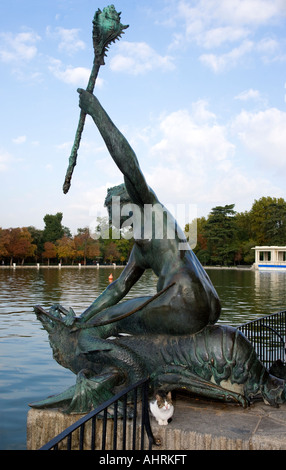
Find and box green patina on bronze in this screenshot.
[31,6,286,414]
[63,5,128,195]
[31,305,286,413]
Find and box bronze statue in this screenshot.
[63,88,221,340]
[62,4,221,336]
[31,6,286,415]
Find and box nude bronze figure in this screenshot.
[63,89,221,339]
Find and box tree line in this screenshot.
[191,196,286,266]
[0,212,134,266]
[1,197,285,266]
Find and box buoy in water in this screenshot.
[108,273,113,282]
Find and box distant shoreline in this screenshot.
[0,264,254,270]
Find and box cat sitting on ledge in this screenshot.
[150,390,174,425]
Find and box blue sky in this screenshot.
[1,0,286,234]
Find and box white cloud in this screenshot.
[234,88,268,107]
[141,100,286,216]
[204,170,281,213]
[200,40,254,72]
[0,150,13,172]
[110,41,175,75]
[232,107,286,167]
[147,102,236,208]
[0,30,40,63]
[205,0,286,26]
[190,99,217,122]
[12,135,27,145]
[175,0,286,38]
[151,105,234,169]
[200,36,285,72]
[46,27,86,55]
[257,37,280,54]
[168,0,286,71]
[62,183,115,233]
[48,58,96,87]
[235,89,262,101]
[199,26,249,49]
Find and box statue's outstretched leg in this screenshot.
[154,366,249,408]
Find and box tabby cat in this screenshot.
[149,390,174,425]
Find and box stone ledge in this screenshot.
[27,394,286,450]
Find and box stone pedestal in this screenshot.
[27,408,144,450]
[27,395,286,450]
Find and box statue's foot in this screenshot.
[65,369,116,414]
[29,368,121,414]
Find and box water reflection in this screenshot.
[1,266,286,449]
[207,268,286,325]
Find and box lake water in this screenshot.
[1,266,286,450]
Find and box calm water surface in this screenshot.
[1,266,286,450]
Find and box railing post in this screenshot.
[141,379,156,450]
[112,400,118,450]
[91,416,96,450]
[132,387,138,450]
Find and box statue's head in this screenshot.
[104,183,131,209]
[104,183,132,226]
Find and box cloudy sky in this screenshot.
[1,0,286,234]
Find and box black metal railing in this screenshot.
[39,377,156,451]
[238,310,286,369]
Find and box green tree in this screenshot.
[192,217,210,265]
[249,197,286,245]
[263,201,286,245]
[42,212,65,244]
[27,226,44,261]
[233,211,258,264]
[204,204,237,265]
[115,237,134,264]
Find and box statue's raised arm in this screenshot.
[78,89,156,207]
[75,87,221,334]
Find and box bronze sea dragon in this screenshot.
[30,304,286,414]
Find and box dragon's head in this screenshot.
[34,304,78,370]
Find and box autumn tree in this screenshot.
[42,242,57,265]
[5,227,37,265]
[0,228,10,261]
[56,235,76,264]
[74,228,100,265]
[104,242,120,264]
